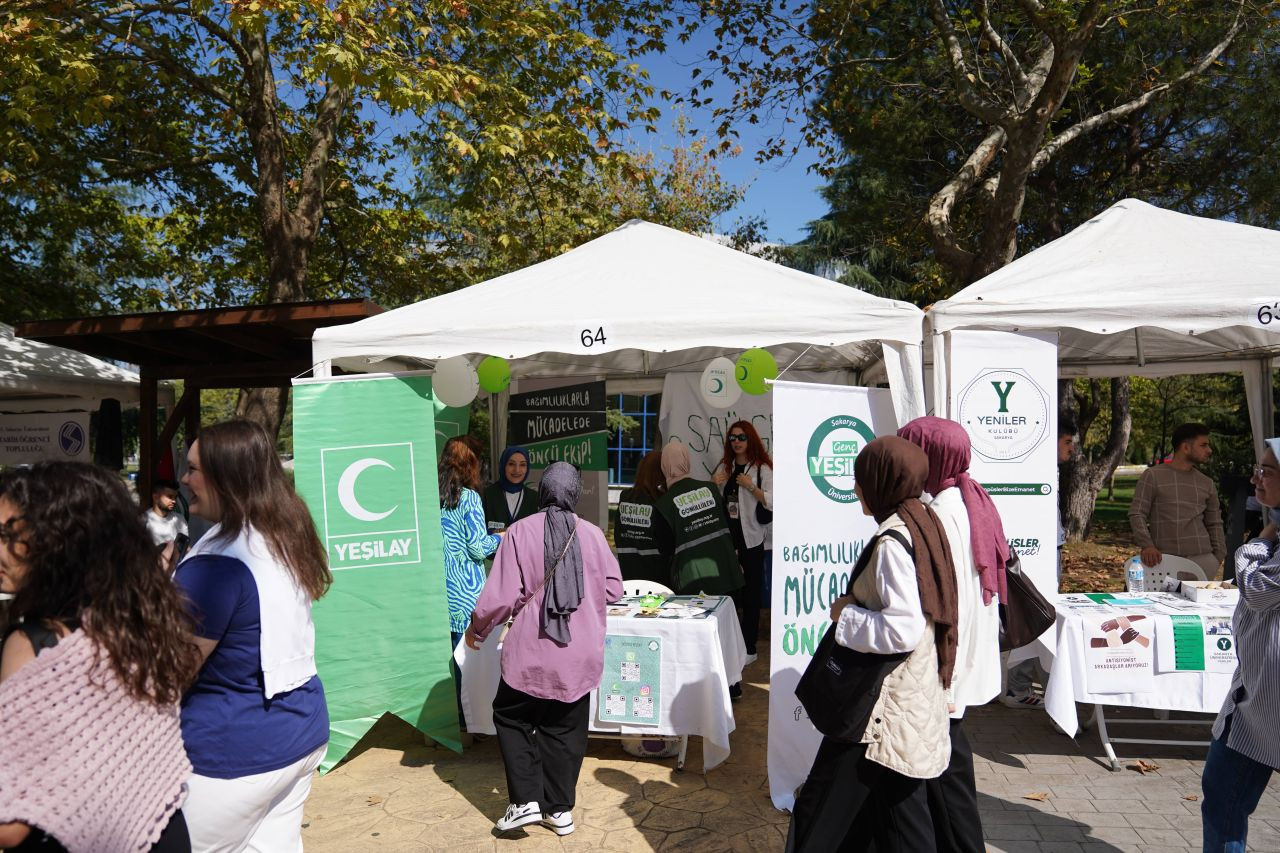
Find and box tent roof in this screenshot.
[0,322,143,412]
[928,199,1280,373]
[312,219,924,379]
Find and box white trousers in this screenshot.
[184,744,326,853]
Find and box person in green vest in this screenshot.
[652,441,744,596]
[482,446,540,535]
[616,450,668,585]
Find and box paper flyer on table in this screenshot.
[1154,613,1238,674]
[599,635,662,725]
[1083,613,1156,693]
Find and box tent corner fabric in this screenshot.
[1,322,147,413]
[312,219,927,420]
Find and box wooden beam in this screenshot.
[184,385,201,445]
[157,387,198,462]
[138,369,158,507]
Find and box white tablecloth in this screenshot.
[455,596,747,771]
[1044,593,1235,736]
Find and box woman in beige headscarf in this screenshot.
[651,442,744,596]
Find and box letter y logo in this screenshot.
[991,380,1016,413]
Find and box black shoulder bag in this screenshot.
[998,551,1057,651]
[794,530,913,742]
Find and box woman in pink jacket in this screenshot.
[464,462,624,838]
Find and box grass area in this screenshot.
[1061,475,1140,592]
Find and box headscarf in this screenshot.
[855,436,960,688]
[898,416,1010,605]
[539,461,584,645]
[661,441,691,486]
[1265,437,1280,464]
[497,445,531,493]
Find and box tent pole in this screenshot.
[1134,328,1146,367]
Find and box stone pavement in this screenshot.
[303,640,1280,852]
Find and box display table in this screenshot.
[455,595,747,772]
[1044,592,1237,770]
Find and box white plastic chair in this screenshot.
[625,580,674,598]
[1140,554,1209,590]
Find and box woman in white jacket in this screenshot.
[899,417,1007,853]
[787,436,959,852]
[712,419,773,662]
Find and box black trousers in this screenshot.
[926,718,986,853]
[785,737,935,853]
[732,543,765,654]
[492,678,590,814]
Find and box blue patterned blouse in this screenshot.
[441,487,502,634]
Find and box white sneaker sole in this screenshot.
[542,818,575,836]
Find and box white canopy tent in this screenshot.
[313,219,927,424]
[928,199,1280,453]
[0,322,148,413]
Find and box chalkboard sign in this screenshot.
[510,380,609,471]
[511,410,607,444]
[509,380,606,413]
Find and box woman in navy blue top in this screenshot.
[176,420,332,853]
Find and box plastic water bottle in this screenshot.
[1125,556,1145,594]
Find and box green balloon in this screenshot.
[476,356,511,393]
[735,348,778,395]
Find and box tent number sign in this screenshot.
[1255,303,1280,327]
[578,323,609,349]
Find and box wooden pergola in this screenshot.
[15,298,382,499]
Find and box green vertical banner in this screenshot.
[292,374,458,772]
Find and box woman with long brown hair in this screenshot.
[177,419,332,852]
[615,449,668,584]
[0,461,199,852]
[440,437,502,647]
[711,419,773,661]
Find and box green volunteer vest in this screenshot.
[615,488,669,586]
[654,478,744,595]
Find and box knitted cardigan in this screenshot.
[0,629,190,853]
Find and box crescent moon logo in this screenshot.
[710,377,724,393]
[338,458,398,522]
[737,365,748,382]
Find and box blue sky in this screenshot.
[629,32,830,245]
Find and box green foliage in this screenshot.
[0,0,671,315]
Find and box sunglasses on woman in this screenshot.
[728,434,748,442]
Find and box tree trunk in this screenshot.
[234,31,348,438]
[1059,377,1132,541]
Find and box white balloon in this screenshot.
[432,356,479,408]
[699,356,742,409]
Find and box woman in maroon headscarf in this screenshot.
[786,436,958,853]
[898,416,1007,853]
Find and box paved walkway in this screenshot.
[303,638,1280,852]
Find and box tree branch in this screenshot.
[1030,0,1248,173]
[297,81,351,228]
[926,124,1006,276]
[975,0,1029,96]
[926,0,1010,126]
[84,13,237,107]
[1011,0,1061,43]
[96,150,236,180]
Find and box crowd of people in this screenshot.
[1,410,1277,852]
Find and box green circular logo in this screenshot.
[1217,637,1233,652]
[807,415,878,503]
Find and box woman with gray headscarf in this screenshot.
[464,462,624,838]
[652,441,745,596]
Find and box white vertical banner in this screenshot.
[947,330,1060,603]
[767,380,898,811]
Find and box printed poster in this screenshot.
[293,373,457,770]
[767,380,898,811]
[0,412,89,465]
[1154,614,1238,673]
[599,634,662,725]
[1083,613,1156,693]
